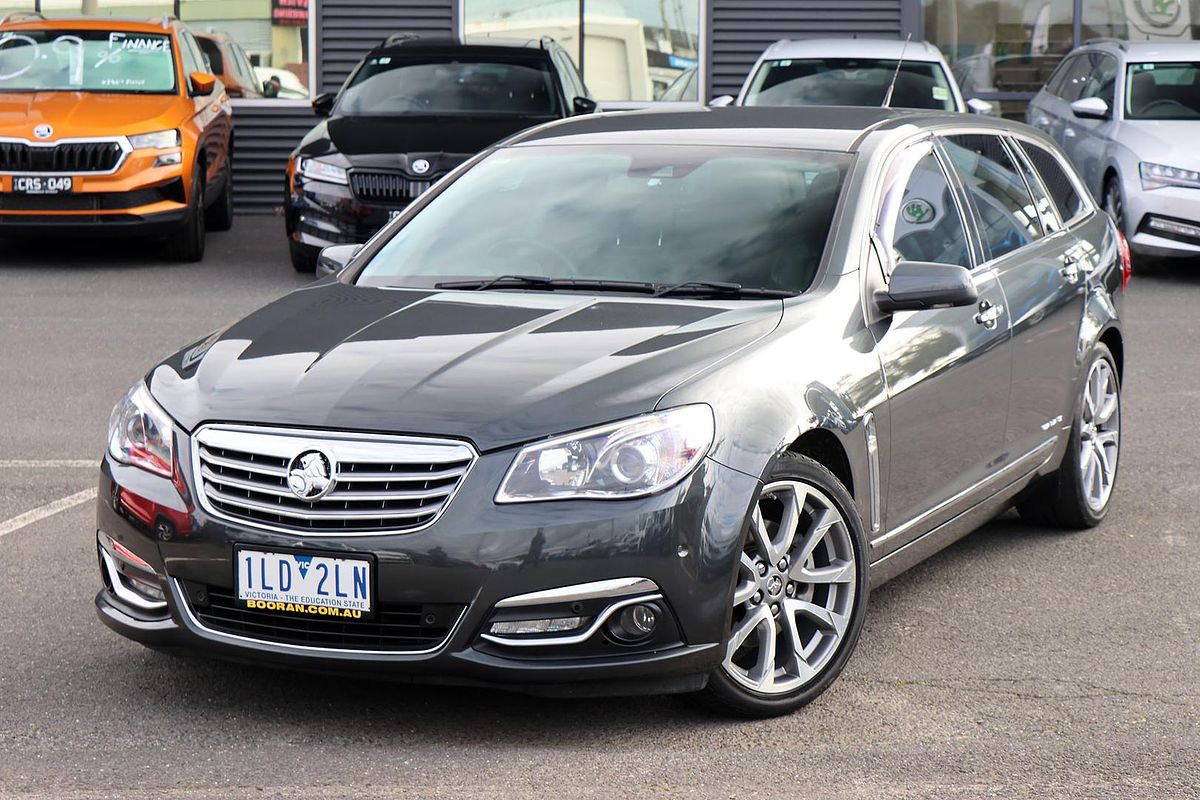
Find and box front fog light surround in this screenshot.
[496,405,714,502]
[153,152,182,167]
[606,602,659,643]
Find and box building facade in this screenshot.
[4,0,1198,213]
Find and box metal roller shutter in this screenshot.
[230,103,317,214]
[708,1,905,98]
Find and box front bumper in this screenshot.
[1123,182,1200,258]
[285,176,407,253]
[94,448,759,697]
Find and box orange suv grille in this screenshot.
[0,140,126,174]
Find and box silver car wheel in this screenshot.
[1079,358,1120,513]
[722,479,857,696]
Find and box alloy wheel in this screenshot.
[722,479,857,696]
[1079,358,1120,513]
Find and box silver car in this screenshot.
[719,38,993,114]
[1027,39,1200,259]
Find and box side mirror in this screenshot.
[312,92,336,117]
[315,244,361,278]
[966,97,994,115]
[262,80,279,98]
[189,72,216,97]
[572,96,598,115]
[874,261,978,313]
[1070,97,1109,119]
[708,95,734,107]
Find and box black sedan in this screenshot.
[97,107,1128,717]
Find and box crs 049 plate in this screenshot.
[13,175,72,194]
[236,547,373,619]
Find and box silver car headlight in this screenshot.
[495,405,715,503]
[107,382,174,478]
[128,129,181,150]
[1140,161,1200,191]
[298,156,349,185]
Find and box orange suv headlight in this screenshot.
[128,129,181,150]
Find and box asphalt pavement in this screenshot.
[0,221,1197,799]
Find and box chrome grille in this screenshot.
[193,426,475,535]
[349,171,435,204]
[0,138,127,174]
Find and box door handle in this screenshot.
[974,299,1004,329]
[1059,261,1084,284]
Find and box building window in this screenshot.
[925,0,1200,118]
[7,0,312,99]
[463,0,702,102]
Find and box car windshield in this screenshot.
[355,144,851,294]
[1126,62,1200,120]
[336,55,560,116]
[744,58,956,111]
[0,29,176,94]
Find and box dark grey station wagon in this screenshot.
[97,107,1129,717]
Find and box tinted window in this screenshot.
[1046,55,1077,96]
[1008,140,1063,234]
[0,29,177,94]
[744,58,956,111]
[357,145,850,294]
[886,152,972,269]
[944,134,1043,261]
[1079,53,1118,108]
[1019,141,1085,223]
[1057,54,1099,102]
[1126,62,1200,120]
[338,56,561,116]
[180,31,206,76]
[196,37,223,75]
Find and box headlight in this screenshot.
[1140,161,1200,191]
[495,405,714,503]
[298,156,348,185]
[107,382,174,478]
[128,129,181,150]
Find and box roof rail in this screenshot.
[1,11,45,24]
[1083,37,1126,50]
[539,34,558,50]
[381,31,421,48]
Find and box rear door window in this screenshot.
[1017,141,1087,224]
[943,134,1044,262]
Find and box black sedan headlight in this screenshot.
[495,405,714,502]
[107,382,174,478]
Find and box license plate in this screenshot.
[12,176,72,194]
[236,547,373,619]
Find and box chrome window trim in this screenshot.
[871,437,1058,548]
[170,578,466,657]
[481,592,664,647]
[494,577,660,608]
[0,135,132,176]
[190,423,478,537]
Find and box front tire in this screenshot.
[699,453,869,718]
[205,154,234,232]
[289,240,318,273]
[1103,176,1126,238]
[1016,343,1121,529]
[166,165,206,263]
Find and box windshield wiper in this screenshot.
[434,276,657,294]
[652,281,799,299]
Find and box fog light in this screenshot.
[153,152,183,167]
[607,603,658,642]
[489,616,586,636]
[1147,216,1200,241]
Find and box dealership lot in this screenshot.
[0,222,1197,799]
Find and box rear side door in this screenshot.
[870,139,1013,551]
[941,132,1087,464]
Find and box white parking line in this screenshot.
[0,488,97,539]
[0,459,96,468]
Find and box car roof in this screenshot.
[760,37,945,63]
[0,15,179,34]
[372,33,551,57]
[1084,38,1200,59]
[505,106,979,152]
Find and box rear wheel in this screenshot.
[165,165,206,262]
[1017,343,1121,529]
[698,453,869,718]
[205,154,234,232]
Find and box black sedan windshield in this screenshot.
[356,144,850,294]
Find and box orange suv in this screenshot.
[0,14,234,260]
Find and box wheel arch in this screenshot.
[785,428,854,499]
[1098,325,1124,383]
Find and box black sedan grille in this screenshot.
[0,139,126,173]
[349,171,435,205]
[192,587,464,651]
